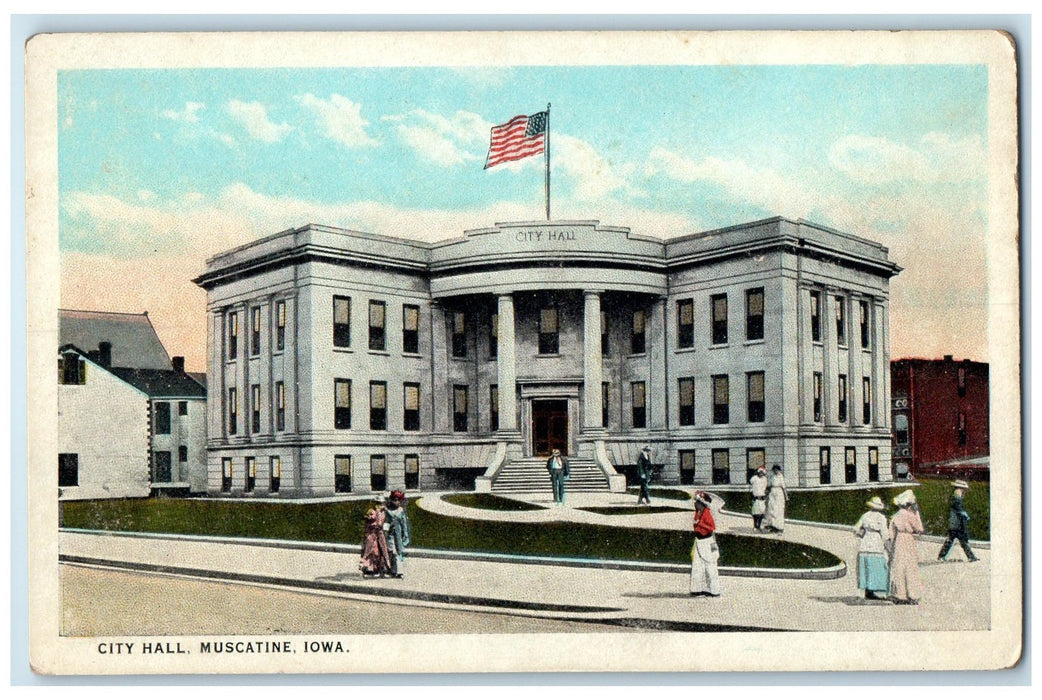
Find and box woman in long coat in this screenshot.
[889,489,925,604]
[359,500,392,577]
[853,496,891,601]
[384,490,411,579]
[761,465,788,533]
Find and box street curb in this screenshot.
[61,528,847,580]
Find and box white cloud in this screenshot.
[553,134,640,202]
[829,132,986,186]
[161,102,205,123]
[297,93,378,148]
[226,100,292,143]
[385,109,489,167]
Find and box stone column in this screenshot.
[582,290,604,431]
[496,294,519,434]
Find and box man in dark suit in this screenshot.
[636,445,653,505]
[938,480,979,562]
[546,449,570,505]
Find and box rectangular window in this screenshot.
[678,377,695,426]
[868,447,879,482]
[275,381,285,431]
[489,312,498,359]
[958,412,967,445]
[859,300,870,349]
[334,379,351,430]
[712,449,730,485]
[746,288,764,341]
[711,294,728,345]
[59,453,78,487]
[334,455,352,493]
[835,296,847,346]
[245,456,256,493]
[813,372,823,422]
[178,445,188,463]
[958,366,967,397]
[227,388,238,435]
[810,291,821,342]
[333,296,351,348]
[631,310,646,355]
[250,306,261,356]
[819,447,831,485]
[154,401,171,435]
[403,382,420,431]
[402,304,419,354]
[153,451,172,482]
[747,372,765,423]
[370,455,387,492]
[844,447,857,484]
[895,413,910,444]
[228,312,239,360]
[405,454,420,490]
[602,382,610,428]
[370,381,387,431]
[600,311,610,355]
[452,312,467,358]
[453,385,469,432]
[489,384,499,432]
[746,448,766,484]
[538,306,560,355]
[368,300,386,351]
[631,381,646,429]
[276,299,286,351]
[838,374,848,423]
[677,299,694,349]
[862,377,872,425]
[58,353,86,385]
[251,384,261,434]
[270,456,281,493]
[178,401,188,416]
[712,375,729,424]
[221,458,233,492]
[679,450,695,485]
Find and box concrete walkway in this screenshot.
[58,491,990,633]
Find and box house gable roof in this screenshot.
[107,367,207,399]
[59,309,171,371]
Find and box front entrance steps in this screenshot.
[491,457,610,494]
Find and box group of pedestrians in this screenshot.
[358,489,412,579]
[749,464,788,533]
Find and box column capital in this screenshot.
[584,289,605,298]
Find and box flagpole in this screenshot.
[545,102,551,221]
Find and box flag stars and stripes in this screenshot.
[485,111,548,169]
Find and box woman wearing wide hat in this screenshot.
[853,496,891,601]
[889,489,925,604]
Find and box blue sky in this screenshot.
[57,63,990,370]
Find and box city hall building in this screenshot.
[194,217,900,497]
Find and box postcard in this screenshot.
[25,29,1020,675]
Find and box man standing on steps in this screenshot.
[938,480,979,562]
[636,445,653,505]
[546,448,570,505]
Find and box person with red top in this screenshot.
[690,490,721,597]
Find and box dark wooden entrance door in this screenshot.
[532,399,568,456]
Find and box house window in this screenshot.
[178,445,188,463]
[862,377,872,424]
[868,447,879,482]
[178,401,188,416]
[712,375,729,424]
[859,300,870,349]
[601,311,610,355]
[334,379,351,430]
[228,312,239,360]
[59,453,78,487]
[489,385,499,432]
[810,291,821,342]
[538,306,559,355]
[894,414,910,444]
[602,382,610,428]
[835,296,847,346]
[677,299,694,349]
[489,312,498,359]
[369,300,386,351]
[370,455,387,492]
[270,456,281,493]
[250,306,262,356]
[711,294,728,345]
[334,455,352,493]
[747,372,765,423]
[453,385,469,432]
[333,296,351,348]
[153,451,172,482]
[678,377,695,426]
[275,381,285,431]
[154,401,171,435]
[227,388,237,435]
[452,312,467,358]
[275,299,286,351]
[958,412,967,445]
[819,447,831,485]
[844,447,857,484]
[679,450,695,485]
[746,448,766,484]
[813,372,823,422]
[58,353,86,385]
[245,456,256,493]
[631,310,646,355]
[631,381,646,429]
[251,384,261,434]
[712,449,730,485]
[370,381,387,431]
[405,454,420,490]
[403,383,420,431]
[221,458,233,492]
[838,374,848,423]
[403,304,419,354]
[746,288,765,341]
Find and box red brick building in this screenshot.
[890,356,989,480]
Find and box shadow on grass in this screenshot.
[442,493,546,511]
[577,505,689,516]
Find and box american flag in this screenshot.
[484,111,548,169]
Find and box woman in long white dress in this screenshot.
[761,464,788,533]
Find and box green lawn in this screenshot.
[442,493,546,511]
[722,477,990,540]
[61,497,841,570]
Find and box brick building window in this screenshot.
[712,449,730,485]
[677,299,694,349]
[711,294,728,345]
[894,414,909,444]
[453,385,469,432]
[958,412,967,445]
[958,366,967,397]
[369,381,387,430]
[712,375,729,424]
[403,383,420,431]
[746,288,764,341]
[631,310,646,355]
[333,296,351,348]
[539,306,559,355]
[403,304,420,354]
[631,381,646,428]
[334,379,351,430]
[747,372,765,423]
[369,300,386,351]
[678,377,695,426]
